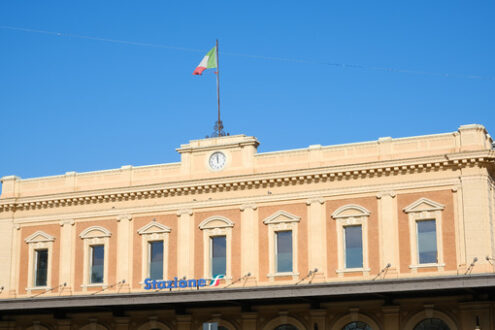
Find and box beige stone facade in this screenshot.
[0,124,494,329]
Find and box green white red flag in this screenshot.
[193,46,217,75]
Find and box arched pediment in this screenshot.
[137,221,171,235]
[199,216,234,230]
[79,226,111,239]
[25,231,55,243]
[263,210,301,225]
[403,198,445,213]
[332,204,370,219]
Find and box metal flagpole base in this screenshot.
[209,120,228,137]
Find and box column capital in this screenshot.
[376,191,396,199]
[309,309,327,317]
[117,214,132,222]
[240,203,257,211]
[59,219,75,226]
[176,314,192,323]
[306,197,325,205]
[177,209,193,216]
[241,312,258,320]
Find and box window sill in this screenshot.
[336,268,371,274]
[81,283,108,289]
[26,286,49,291]
[409,263,445,269]
[267,272,300,278]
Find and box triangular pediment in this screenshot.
[263,210,300,225]
[404,198,445,213]
[332,204,370,219]
[79,226,111,239]
[25,231,55,243]
[137,221,171,235]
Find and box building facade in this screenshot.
[0,124,495,329]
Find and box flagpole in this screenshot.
[215,39,222,136]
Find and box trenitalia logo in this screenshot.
[143,275,225,290]
[209,274,224,287]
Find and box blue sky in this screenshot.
[1,1,494,182]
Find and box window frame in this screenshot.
[34,248,49,287]
[210,235,227,277]
[263,210,300,280]
[343,225,364,269]
[24,231,55,293]
[403,198,445,272]
[199,216,234,280]
[331,204,371,276]
[137,220,171,282]
[275,230,293,273]
[79,226,111,289]
[89,244,105,284]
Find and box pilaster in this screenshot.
[376,191,399,275]
[240,203,258,284]
[116,214,133,291]
[56,319,71,330]
[241,312,258,330]
[59,219,75,294]
[306,198,326,281]
[8,224,21,297]
[114,316,130,330]
[460,170,493,272]
[176,315,192,330]
[309,309,327,330]
[382,306,400,330]
[177,209,194,278]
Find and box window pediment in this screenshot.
[137,221,171,235]
[79,226,111,239]
[199,216,234,230]
[403,198,445,213]
[263,210,301,225]
[25,231,55,243]
[332,204,370,219]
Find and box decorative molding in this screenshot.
[8,177,463,225]
[117,214,132,222]
[1,152,493,212]
[306,197,325,205]
[24,231,55,243]
[263,210,301,225]
[240,203,257,211]
[137,221,171,235]
[59,219,75,226]
[176,209,193,216]
[376,191,396,199]
[332,204,370,219]
[79,226,112,239]
[403,198,445,213]
[199,216,234,230]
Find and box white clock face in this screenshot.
[208,151,226,170]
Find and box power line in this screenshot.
[1,25,494,81]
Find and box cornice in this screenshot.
[6,177,460,225]
[1,151,493,213]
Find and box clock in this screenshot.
[208,151,226,170]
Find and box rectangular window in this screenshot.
[211,236,226,277]
[149,241,164,280]
[344,226,363,268]
[276,231,293,273]
[34,249,48,287]
[90,245,104,284]
[417,220,437,264]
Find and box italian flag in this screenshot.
[193,46,217,75]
